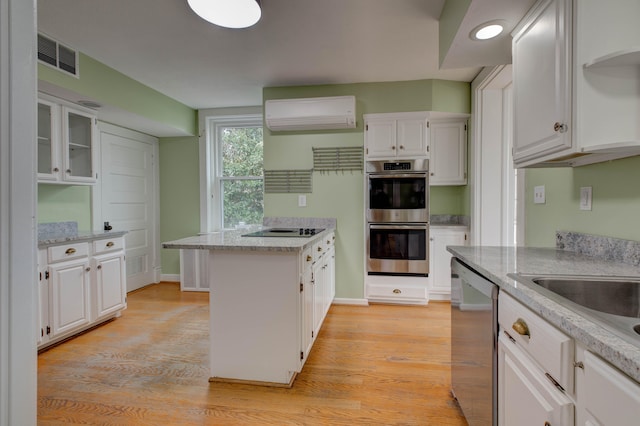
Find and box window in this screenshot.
[209,116,263,229]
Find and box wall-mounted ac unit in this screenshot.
[265,96,356,131]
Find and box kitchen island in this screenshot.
[163,219,336,387]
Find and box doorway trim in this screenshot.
[470,65,524,246]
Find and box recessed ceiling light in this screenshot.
[187,0,262,29]
[470,20,506,41]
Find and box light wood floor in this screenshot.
[38,282,467,425]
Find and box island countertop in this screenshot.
[447,245,640,383]
[162,227,334,252]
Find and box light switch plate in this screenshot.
[534,185,546,204]
[580,187,592,211]
[298,194,307,207]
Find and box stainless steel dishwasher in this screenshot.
[450,258,499,426]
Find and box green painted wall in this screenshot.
[439,0,472,66]
[38,54,197,136]
[263,80,471,299]
[38,185,91,229]
[38,51,197,260]
[525,156,640,247]
[158,136,201,274]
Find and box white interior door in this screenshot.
[96,123,158,292]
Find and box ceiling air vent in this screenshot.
[37,34,78,77]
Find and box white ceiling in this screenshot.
[37,0,534,129]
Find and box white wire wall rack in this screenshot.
[263,169,313,193]
[312,146,364,173]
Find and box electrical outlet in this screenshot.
[534,185,546,204]
[298,195,307,207]
[580,187,592,211]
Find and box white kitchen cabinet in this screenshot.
[428,227,467,300]
[48,246,92,337]
[92,237,127,320]
[499,334,575,426]
[301,250,314,363]
[38,235,127,349]
[37,94,97,184]
[429,119,467,185]
[576,347,640,426]
[310,232,335,341]
[364,112,429,159]
[512,0,640,167]
[498,292,575,426]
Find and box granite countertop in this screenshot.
[430,214,469,228]
[39,230,128,248]
[447,245,640,382]
[163,227,334,253]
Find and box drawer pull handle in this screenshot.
[512,318,530,337]
[393,289,401,294]
[106,241,115,247]
[65,248,77,255]
[306,255,312,262]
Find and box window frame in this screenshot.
[200,113,264,232]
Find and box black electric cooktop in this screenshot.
[242,228,325,238]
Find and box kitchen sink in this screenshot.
[531,277,640,318]
[508,273,640,346]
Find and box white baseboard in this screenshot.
[332,298,369,306]
[160,274,180,282]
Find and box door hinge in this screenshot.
[427,146,429,152]
[45,270,49,280]
[365,124,368,131]
[300,282,303,292]
[300,351,304,361]
[311,330,314,338]
[41,328,44,337]
[464,234,467,241]
[39,272,42,281]
[46,326,51,335]
[464,124,467,131]
[427,121,430,128]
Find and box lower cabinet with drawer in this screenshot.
[38,235,126,349]
[365,276,428,305]
[498,292,575,426]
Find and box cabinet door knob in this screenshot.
[65,248,76,255]
[391,145,396,150]
[392,288,401,294]
[512,318,530,337]
[85,267,91,272]
[66,169,71,173]
[317,247,322,252]
[53,167,59,172]
[97,265,102,270]
[399,145,404,150]
[553,122,568,133]
[306,255,312,262]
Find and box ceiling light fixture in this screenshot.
[187,0,262,29]
[470,20,506,41]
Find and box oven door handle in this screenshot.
[369,224,429,230]
[367,173,428,179]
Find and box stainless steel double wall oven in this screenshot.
[366,159,429,276]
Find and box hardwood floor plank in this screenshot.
[38,282,467,425]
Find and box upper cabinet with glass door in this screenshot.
[38,94,97,184]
